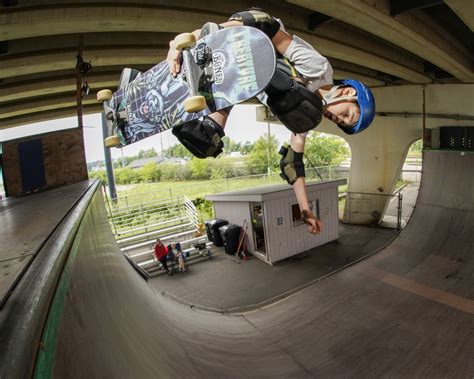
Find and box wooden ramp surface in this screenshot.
[3,151,473,377]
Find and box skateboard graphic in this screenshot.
[97,26,277,148]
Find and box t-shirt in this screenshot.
[154,244,168,260]
[283,35,333,92]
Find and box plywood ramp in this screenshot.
[14,151,474,377]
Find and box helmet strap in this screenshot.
[322,85,357,106]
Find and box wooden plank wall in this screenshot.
[262,186,340,263]
[2,128,88,196]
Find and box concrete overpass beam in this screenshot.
[445,0,474,31]
[0,47,168,79]
[287,0,473,82]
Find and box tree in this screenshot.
[409,139,422,154]
[190,158,211,179]
[240,141,254,155]
[304,132,350,167]
[164,143,193,158]
[140,162,162,182]
[138,148,157,159]
[210,166,226,180]
[114,167,142,184]
[159,162,191,181]
[246,134,280,174]
[89,169,107,185]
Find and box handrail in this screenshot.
[107,196,183,217]
[183,195,199,231]
[0,180,99,378]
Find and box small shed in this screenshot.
[206,179,346,264]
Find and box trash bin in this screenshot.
[205,219,228,246]
[219,224,242,255]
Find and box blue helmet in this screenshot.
[336,79,375,135]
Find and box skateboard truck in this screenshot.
[174,33,208,113]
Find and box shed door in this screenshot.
[251,202,266,254]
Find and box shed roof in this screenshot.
[206,179,346,202]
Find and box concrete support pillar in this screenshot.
[341,84,474,224]
[343,117,420,224]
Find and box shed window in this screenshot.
[292,199,320,227]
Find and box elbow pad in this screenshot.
[279,145,305,185]
[229,10,280,39]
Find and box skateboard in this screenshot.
[97,26,276,148]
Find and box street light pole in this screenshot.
[266,107,271,176]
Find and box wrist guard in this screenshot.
[279,145,305,185]
[172,116,225,159]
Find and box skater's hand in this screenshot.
[301,210,322,234]
[167,40,182,77]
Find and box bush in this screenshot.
[89,169,107,185]
[114,168,142,184]
[139,162,162,182]
[192,197,214,221]
[160,162,192,181]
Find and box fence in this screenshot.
[103,165,420,240]
[343,183,414,229]
[105,165,350,209]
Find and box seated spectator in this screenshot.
[153,239,171,275]
[168,242,187,273]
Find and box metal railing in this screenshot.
[106,195,191,240]
[183,195,199,232]
[343,182,417,229]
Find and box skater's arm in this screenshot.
[290,133,322,234]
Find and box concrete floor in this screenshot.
[149,224,398,312]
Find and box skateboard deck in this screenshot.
[98,26,276,147]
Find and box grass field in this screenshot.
[110,174,286,208]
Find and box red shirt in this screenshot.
[154,244,168,260]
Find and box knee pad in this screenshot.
[172,116,225,158]
[279,145,305,185]
[265,64,295,97]
[268,83,323,134]
[229,10,280,39]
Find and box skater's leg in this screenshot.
[159,257,170,274]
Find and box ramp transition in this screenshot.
[3,150,474,377]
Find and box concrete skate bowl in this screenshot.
[1,150,473,378]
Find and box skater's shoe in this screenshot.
[194,22,221,70]
[200,22,221,38]
[119,68,142,89]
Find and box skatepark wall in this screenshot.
[0,180,99,378]
[2,128,87,197]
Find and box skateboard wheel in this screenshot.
[104,135,120,148]
[97,89,113,102]
[174,33,196,50]
[184,96,207,113]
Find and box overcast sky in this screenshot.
[0,104,293,163]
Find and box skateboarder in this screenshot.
[167,9,375,235]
